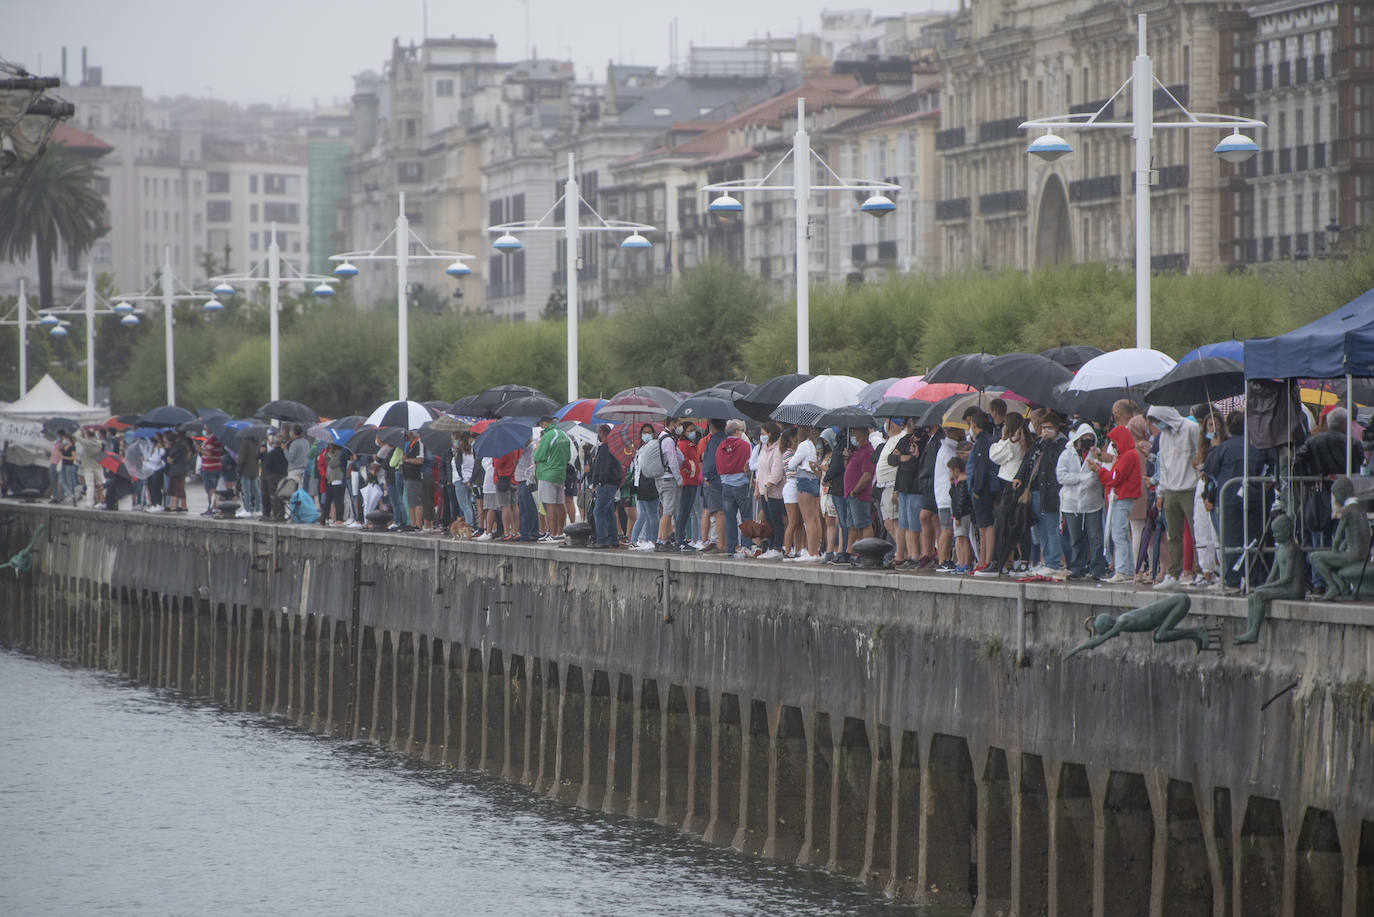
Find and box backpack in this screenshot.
[637,438,665,478]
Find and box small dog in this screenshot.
[449,518,474,540]
[738,518,773,541]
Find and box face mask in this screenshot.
[673,425,683,435]
[686,431,697,441]
[850,436,860,447]
[641,433,652,443]
[760,434,769,445]
[1206,431,1216,441]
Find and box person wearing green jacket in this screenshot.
[533,416,571,542]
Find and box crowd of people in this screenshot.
[17,392,1365,595]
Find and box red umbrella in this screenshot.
[598,396,668,424]
[103,415,135,431]
[554,398,607,424]
[97,451,132,479]
[910,381,977,402]
[605,422,663,463]
[469,419,495,433]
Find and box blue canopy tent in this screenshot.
[1244,285,1374,381]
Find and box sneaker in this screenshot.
[1103,573,1133,584]
[731,549,752,559]
[826,553,852,565]
[783,550,810,563]
[1012,561,1029,573]
[346,521,363,528]
[474,532,494,541]
[654,541,674,553]
[631,542,654,551]
[1176,574,1197,587]
[690,540,705,550]
[973,565,1000,578]
[953,564,973,574]
[701,544,719,554]
[759,549,783,560]
[936,560,957,573]
[1153,575,1180,591]
[146,505,164,513]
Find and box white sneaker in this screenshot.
[786,550,816,563]
[346,521,363,528]
[1103,573,1132,584]
[1152,575,1180,590]
[1176,574,1196,587]
[732,549,752,559]
[630,541,653,551]
[474,532,494,542]
[146,505,164,513]
[760,549,782,560]
[236,509,253,518]
[690,540,705,550]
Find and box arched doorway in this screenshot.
[1034,174,1073,267]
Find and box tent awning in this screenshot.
[1244,286,1374,379]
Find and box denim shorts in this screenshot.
[202,471,220,491]
[844,497,872,530]
[795,476,820,497]
[897,492,923,531]
[703,478,723,512]
[937,506,953,530]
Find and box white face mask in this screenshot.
[641,433,652,443]
[759,434,769,445]
[850,436,860,447]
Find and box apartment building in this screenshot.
[202,139,310,278]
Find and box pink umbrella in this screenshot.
[909,381,977,402]
[882,375,924,400]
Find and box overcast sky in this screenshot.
[8,0,958,109]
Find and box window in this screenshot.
[250,203,258,222]
[250,175,258,194]
[207,200,231,222]
[397,162,423,183]
[435,78,454,97]
[263,202,300,223]
[193,214,202,232]
[250,232,259,252]
[193,180,201,197]
[405,119,417,139]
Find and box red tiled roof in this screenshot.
[51,122,113,155]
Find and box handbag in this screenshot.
[496,475,512,493]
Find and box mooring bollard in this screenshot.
[850,537,890,569]
[563,521,593,548]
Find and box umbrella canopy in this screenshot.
[598,396,668,424]
[466,384,547,418]
[375,427,409,449]
[255,400,318,426]
[1040,344,1105,371]
[605,422,662,464]
[554,398,607,424]
[216,422,272,458]
[614,386,682,412]
[557,421,599,452]
[1178,340,1244,364]
[1144,357,1245,407]
[924,352,996,388]
[940,392,1028,428]
[137,405,196,428]
[814,405,877,429]
[42,417,79,437]
[306,423,354,446]
[97,450,132,479]
[472,416,534,460]
[985,353,1074,407]
[364,400,436,430]
[416,423,454,454]
[495,394,562,419]
[855,377,900,411]
[733,373,814,422]
[712,380,754,395]
[326,415,367,431]
[1051,382,1139,425]
[1067,348,1176,392]
[422,400,451,414]
[881,375,924,400]
[873,398,931,420]
[669,395,748,423]
[427,414,470,433]
[907,381,977,402]
[770,374,867,426]
[448,394,485,417]
[344,427,383,455]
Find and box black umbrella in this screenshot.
[327,414,367,430]
[256,399,318,426]
[814,405,876,429]
[216,423,271,458]
[416,423,454,454]
[713,380,754,395]
[448,394,484,416]
[494,394,561,418]
[177,419,208,433]
[916,392,976,427]
[670,395,748,422]
[1041,345,1105,371]
[422,400,451,414]
[872,398,929,420]
[466,385,546,418]
[137,405,196,428]
[924,352,996,388]
[614,386,682,411]
[1051,382,1141,425]
[1144,357,1245,407]
[985,353,1074,407]
[376,427,409,449]
[42,417,79,437]
[733,373,813,422]
[344,427,383,455]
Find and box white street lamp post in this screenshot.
[703,97,898,375]
[329,194,474,402]
[1020,13,1264,350]
[29,265,140,407]
[488,151,656,402]
[209,224,338,401]
[108,247,215,405]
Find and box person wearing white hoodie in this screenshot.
[1146,405,1201,588]
[932,422,966,570]
[1057,423,1106,579]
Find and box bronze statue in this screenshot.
[2,522,46,577]
[1234,514,1304,645]
[1067,593,1215,657]
[1310,477,1371,601]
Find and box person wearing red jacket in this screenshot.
[1096,423,1142,583]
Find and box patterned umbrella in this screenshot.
[597,396,668,424]
[364,400,435,430]
[605,422,663,464]
[554,398,608,424]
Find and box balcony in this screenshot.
[1279,148,1292,173]
[1069,175,1120,203]
[1156,165,1189,191]
[976,115,1026,145]
[851,242,867,263]
[1315,143,1327,168]
[1151,253,1188,273]
[936,197,971,221]
[978,189,1027,216]
[1069,98,1115,119]
[877,240,898,262]
[935,126,966,151]
[1153,84,1189,110]
[1296,145,1309,171]
[1262,150,1273,176]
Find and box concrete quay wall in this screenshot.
[1,505,1371,917]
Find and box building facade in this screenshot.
[203,140,310,278]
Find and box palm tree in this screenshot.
[0,142,106,312]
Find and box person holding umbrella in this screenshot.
[533,415,571,542]
[590,424,624,548]
[401,429,425,532]
[164,431,190,513]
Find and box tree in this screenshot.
[0,143,107,312]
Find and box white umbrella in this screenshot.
[1066,348,1177,392]
[770,374,868,425]
[364,400,436,430]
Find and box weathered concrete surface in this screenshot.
[2,506,1372,917]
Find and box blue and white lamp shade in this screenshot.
[212,282,235,297]
[860,194,896,216]
[1027,132,1072,162]
[313,282,336,297]
[202,298,224,312]
[332,261,359,278]
[707,194,743,213]
[620,232,651,250]
[1214,131,1260,164]
[445,260,472,277]
[49,324,68,337]
[120,314,140,326]
[38,313,58,326]
[113,301,134,314]
[493,233,524,252]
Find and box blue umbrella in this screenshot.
[1178,340,1243,364]
[472,417,534,460]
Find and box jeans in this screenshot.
[1064,509,1106,578]
[240,476,261,514]
[60,465,78,502]
[593,483,619,545]
[392,469,406,525]
[517,482,539,538]
[1110,498,1135,576]
[632,499,659,543]
[830,493,849,553]
[455,482,476,526]
[676,485,699,545]
[1032,491,1062,570]
[722,483,754,553]
[764,496,786,550]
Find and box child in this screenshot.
[947,456,975,573]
